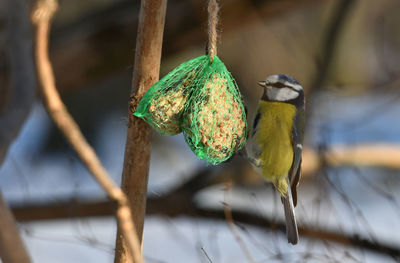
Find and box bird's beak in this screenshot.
[258,80,266,87]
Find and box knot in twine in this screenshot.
[208,0,219,62]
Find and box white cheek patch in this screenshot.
[267,86,299,101]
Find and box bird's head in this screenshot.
[259,74,304,106]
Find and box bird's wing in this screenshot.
[291,158,301,207]
[251,110,261,137]
[290,111,304,207]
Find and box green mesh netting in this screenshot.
[182,55,247,164]
[134,56,208,135]
[134,55,248,164]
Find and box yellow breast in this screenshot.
[256,101,296,194]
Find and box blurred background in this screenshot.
[1,0,400,262]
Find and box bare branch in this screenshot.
[201,247,213,263]
[30,1,142,262]
[8,142,400,256]
[114,1,167,262]
[10,141,400,258]
[0,192,31,263]
[10,197,400,259]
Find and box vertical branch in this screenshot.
[0,192,31,263]
[31,0,143,262]
[114,1,167,262]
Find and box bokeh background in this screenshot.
[1,0,400,262]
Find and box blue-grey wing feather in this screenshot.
[290,108,304,207]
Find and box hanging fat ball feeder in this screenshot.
[134,57,204,135]
[133,0,248,164]
[183,56,247,164]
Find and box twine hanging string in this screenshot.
[208,0,219,62]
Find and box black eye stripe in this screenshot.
[270,82,287,89]
[270,83,299,92]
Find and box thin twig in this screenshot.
[30,1,142,262]
[201,247,213,263]
[223,182,257,263]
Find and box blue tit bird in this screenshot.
[243,74,305,245]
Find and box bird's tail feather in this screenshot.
[281,178,299,245]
